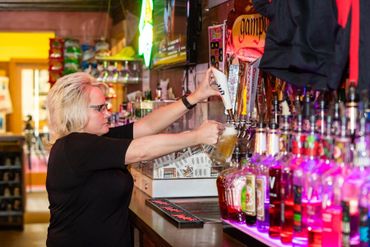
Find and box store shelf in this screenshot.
[0,211,22,217]
[0,196,22,200]
[223,220,291,247]
[0,166,22,170]
[0,135,25,229]
[0,181,21,185]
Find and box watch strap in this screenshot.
[181,95,196,110]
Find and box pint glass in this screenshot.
[209,124,238,165]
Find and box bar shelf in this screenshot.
[223,219,292,247]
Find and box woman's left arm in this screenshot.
[133,68,219,138]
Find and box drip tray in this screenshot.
[168,197,222,224]
[146,197,221,228]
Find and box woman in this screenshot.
[46,68,223,246]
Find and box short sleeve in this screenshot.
[64,133,132,176]
[103,122,134,139]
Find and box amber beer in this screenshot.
[210,125,238,165]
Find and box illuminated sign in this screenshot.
[139,0,153,67]
[231,14,268,54]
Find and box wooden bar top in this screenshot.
[129,187,246,247]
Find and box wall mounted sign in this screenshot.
[138,0,153,67]
[208,23,226,71]
[231,14,268,61]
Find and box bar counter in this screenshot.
[129,187,247,247]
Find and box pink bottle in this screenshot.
[281,114,306,244]
[256,121,279,232]
[292,115,320,247]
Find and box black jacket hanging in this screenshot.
[253,0,339,90]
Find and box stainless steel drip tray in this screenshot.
[167,197,222,224]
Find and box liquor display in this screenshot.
[216,83,370,247]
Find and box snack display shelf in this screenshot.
[223,219,291,247]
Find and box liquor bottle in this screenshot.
[316,97,326,135]
[223,146,251,223]
[321,116,352,247]
[302,91,312,133]
[320,114,343,246]
[322,167,343,247]
[292,115,320,247]
[346,83,358,139]
[224,161,247,223]
[269,115,291,238]
[359,177,370,247]
[331,101,342,137]
[256,120,279,232]
[216,149,239,220]
[272,93,280,125]
[245,121,267,226]
[280,114,306,244]
[306,116,336,247]
[341,117,369,247]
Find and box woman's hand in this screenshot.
[193,120,225,145]
[187,67,220,105]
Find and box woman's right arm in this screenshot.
[124,120,223,164]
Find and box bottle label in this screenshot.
[341,200,350,247]
[293,185,302,232]
[322,211,333,233]
[332,120,340,136]
[334,139,351,164]
[305,134,319,156]
[279,133,290,154]
[241,186,247,212]
[292,134,306,155]
[346,106,358,134]
[320,137,333,160]
[245,174,256,216]
[359,206,369,244]
[281,201,285,224]
[268,131,280,155]
[269,172,280,200]
[225,187,232,209]
[231,177,243,211]
[256,176,265,220]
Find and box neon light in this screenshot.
[138,0,153,67]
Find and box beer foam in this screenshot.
[223,126,237,136]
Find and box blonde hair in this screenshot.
[47,72,107,142]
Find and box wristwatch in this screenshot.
[181,95,196,110]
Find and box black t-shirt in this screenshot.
[46,123,134,247]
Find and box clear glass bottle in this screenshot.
[269,115,291,238]
[320,115,342,247]
[346,83,358,140]
[216,150,239,220]
[292,115,320,247]
[256,120,279,232]
[359,177,370,247]
[222,147,249,223]
[245,121,266,226]
[341,117,369,247]
[281,114,306,244]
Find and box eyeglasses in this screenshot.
[89,103,108,113]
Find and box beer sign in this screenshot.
[231,14,268,55]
